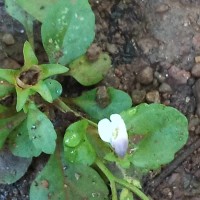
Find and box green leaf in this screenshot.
[66,164,109,200]
[120,188,134,200]
[41,0,95,65]
[0,69,16,84]
[0,147,32,184]
[40,64,69,79]
[16,86,32,112]
[63,120,96,165]
[67,53,111,86]
[5,0,34,43]
[16,0,58,22]
[32,80,53,103]
[8,119,41,158]
[30,139,108,200]
[73,87,132,121]
[0,80,15,98]
[43,79,63,101]
[23,41,38,69]
[121,103,188,170]
[0,112,26,149]
[27,104,57,154]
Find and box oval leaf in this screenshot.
[121,103,188,170]
[30,143,108,200]
[73,87,132,121]
[8,119,41,158]
[15,0,57,22]
[41,0,95,65]
[63,120,96,165]
[0,112,26,149]
[27,104,57,154]
[67,53,111,86]
[0,147,32,184]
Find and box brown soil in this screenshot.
[1,0,200,199]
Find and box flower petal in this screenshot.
[110,114,128,157]
[98,118,113,143]
[112,136,128,157]
[110,114,127,138]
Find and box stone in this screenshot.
[2,33,15,45]
[137,37,158,54]
[131,89,146,104]
[193,79,200,116]
[136,66,154,85]
[168,65,190,84]
[146,90,160,103]
[86,43,101,61]
[195,56,200,63]
[159,83,172,93]
[191,63,200,77]
[155,3,170,13]
[106,43,118,54]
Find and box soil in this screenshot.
[1,0,200,199]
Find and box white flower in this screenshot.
[98,114,128,157]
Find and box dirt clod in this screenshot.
[2,33,15,45]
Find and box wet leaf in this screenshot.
[0,147,32,184]
[66,164,109,200]
[0,80,14,98]
[121,103,188,170]
[41,0,95,65]
[16,0,57,22]
[32,80,53,103]
[8,119,41,158]
[63,120,96,165]
[27,104,57,154]
[0,112,26,149]
[5,0,34,42]
[30,139,108,200]
[43,79,63,101]
[73,87,132,122]
[67,53,111,86]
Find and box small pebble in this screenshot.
[2,33,15,45]
[86,43,101,61]
[168,66,190,84]
[146,90,160,103]
[106,43,118,54]
[137,37,158,54]
[131,89,146,104]
[189,116,200,131]
[2,58,20,69]
[161,187,173,199]
[195,56,200,63]
[137,66,154,85]
[154,71,166,83]
[155,3,170,13]
[191,63,200,77]
[193,79,200,116]
[159,83,172,93]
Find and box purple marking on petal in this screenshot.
[112,138,128,157]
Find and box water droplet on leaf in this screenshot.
[31,125,37,130]
[74,173,80,180]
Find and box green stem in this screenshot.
[95,158,149,200]
[54,98,97,127]
[95,158,118,200]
